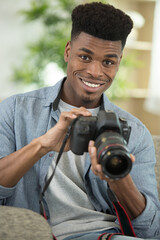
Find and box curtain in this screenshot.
[144,0,160,114]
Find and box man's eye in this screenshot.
[80,55,90,61]
[104,60,114,66]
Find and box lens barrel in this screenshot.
[95,131,132,179]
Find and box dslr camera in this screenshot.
[70,110,132,179]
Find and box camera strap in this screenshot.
[100,185,137,239]
[39,124,74,240]
[39,124,73,217]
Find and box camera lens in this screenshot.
[95,131,132,179]
[102,151,131,178]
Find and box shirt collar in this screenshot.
[52,78,66,111]
[42,77,66,108]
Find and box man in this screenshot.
[0,2,159,240]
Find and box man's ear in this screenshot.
[119,52,123,62]
[64,41,71,62]
[117,53,123,71]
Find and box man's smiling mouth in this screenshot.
[82,80,100,88]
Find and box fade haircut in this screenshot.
[71,2,133,49]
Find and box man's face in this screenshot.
[62,32,122,108]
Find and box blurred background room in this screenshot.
[0,0,160,135]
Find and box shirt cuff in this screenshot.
[114,193,159,237]
[131,193,157,227]
[0,184,16,199]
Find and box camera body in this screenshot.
[70,110,132,179]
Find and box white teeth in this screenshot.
[82,80,100,88]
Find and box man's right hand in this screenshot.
[0,107,91,187]
[40,107,92,153]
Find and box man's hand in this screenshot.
[0,107,92,187]
[88,140,146,220]
[88,140,135,181]
[40,107,92,153]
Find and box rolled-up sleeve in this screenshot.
[131,193,160,237]
[0,185,16,204]
[0,96,16,200]
[129,125,160,238]
[0,96,16,158]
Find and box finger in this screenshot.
[89,141,111,181]
[89,141,102,175]
[70,107,92,117]
[130,154,135,163]
[56,112,77,131]
[60,111,78,122]
[59,107,92,123]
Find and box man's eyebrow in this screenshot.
[78,48,119,59]
[104,54,119,59]
[78,48,93,55]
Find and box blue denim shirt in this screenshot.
[0,78,160,238]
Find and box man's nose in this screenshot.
[86,61,103,79]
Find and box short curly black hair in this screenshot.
[71,2,133,49]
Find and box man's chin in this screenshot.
[80,96,99,108]
[81,95,92,103]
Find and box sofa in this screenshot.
[0,135,160,239]
[0,206,53,240]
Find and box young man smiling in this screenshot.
[0,2,159,240]
[62,33,122,108]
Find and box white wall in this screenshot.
[0,0,43,99]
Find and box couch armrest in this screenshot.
[0,206,53,240]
